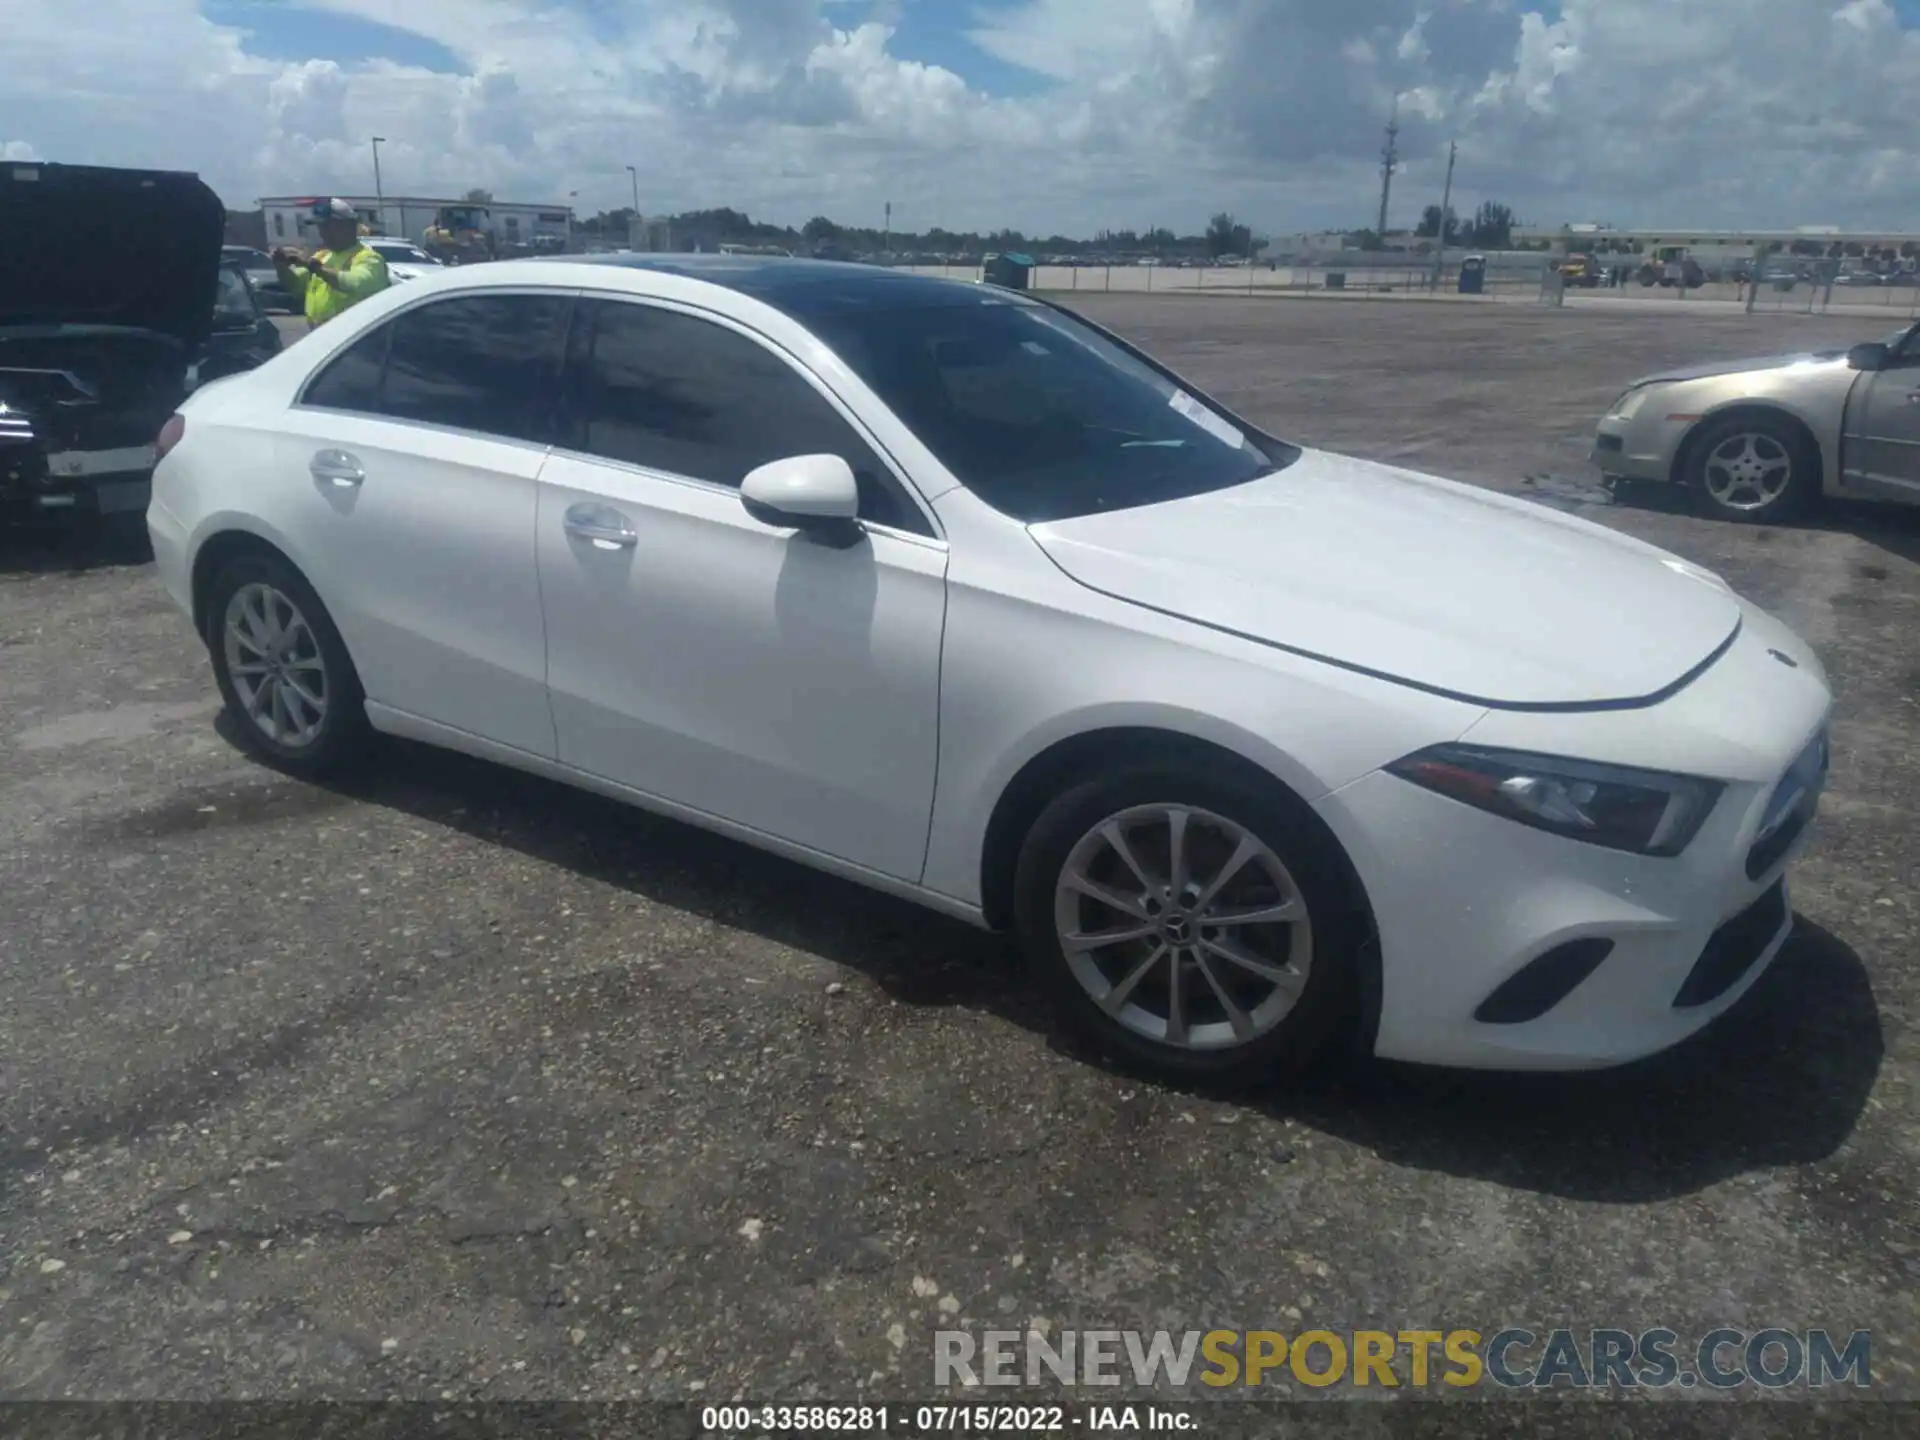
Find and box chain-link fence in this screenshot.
[878,250,1920,320]
[1534,248,1920,318]
[1741,265,1920,318]
[893,254,1554,298]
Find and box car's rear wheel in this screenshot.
[1012,764,1361,1085]
[1686,414,1816,524]
[205,551,369,778]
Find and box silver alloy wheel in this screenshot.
[1053,803,1313,1052]
[222,582,329,749]
[1702,431,1794,511]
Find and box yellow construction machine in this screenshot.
[422,205,497,265]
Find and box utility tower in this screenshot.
[1376,100,1400,237]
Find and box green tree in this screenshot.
[1467,201,1513,249]
[1417,204,1462,243]
[1206,211,1240,257]
[463,188,493,204]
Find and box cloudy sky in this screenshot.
[3,0,1918,236]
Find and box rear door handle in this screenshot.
[310,449,364,486]
[563,502,638,549]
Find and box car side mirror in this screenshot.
[1847,342,1890,372]
[740,454,863,545]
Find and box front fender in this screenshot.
[917,578,1484,907]
[1670,370,1858,493]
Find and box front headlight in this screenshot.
[1385,744,1722,857]
[1608,383,1660,421]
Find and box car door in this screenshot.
[535,295,948,881]
[1844,327,1920,500]
[274,289,572,757]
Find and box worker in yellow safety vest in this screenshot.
[271,198,391,329]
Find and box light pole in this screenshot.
[625,165,639,248]
[567,191,578,253]
[1430,138,1457,294]
[370,137,386,232]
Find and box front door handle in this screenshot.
[310,449,364,487]
[563,502,638,549]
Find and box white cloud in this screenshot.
[1397,16,1432,64]
[0,0,1917,235]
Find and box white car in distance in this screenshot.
[364,238,444,283]
[146,256,1832,1083]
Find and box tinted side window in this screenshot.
[567,300,924,532]
[305,322,389,412]
[383,294,571,443]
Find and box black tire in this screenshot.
[1684,413,1817,525]
[1012,761,1365,1087]
[203,550,370,779]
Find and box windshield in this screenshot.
[804,294,1293,522]
[214,266,257,324]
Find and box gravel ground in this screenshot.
[1,297,1915,1416]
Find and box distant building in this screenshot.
[259,194,573,249]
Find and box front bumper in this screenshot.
[1318,604,1832,1071]
[1591,408,1687,484]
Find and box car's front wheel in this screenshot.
[1013,764,1361,1085]
[1685,414,1816,524]
[205,551,369,778]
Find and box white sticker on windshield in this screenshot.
[1168,390,1245,449]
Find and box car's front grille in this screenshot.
[1594,433,1624,453]
[1746,729,1829,880]
[1673,881,1788,1009]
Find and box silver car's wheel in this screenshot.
[222,581,329,749]
[1686,414,1814,524]
[1702,431,1795,513]
[1052,803,1313,1053]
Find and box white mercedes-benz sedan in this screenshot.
[146,256,1832,1083]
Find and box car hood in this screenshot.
[1028,450,1743,709]
[1631,351,1850,386]
[0,162,225,347]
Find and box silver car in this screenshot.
[1592,321,1920,523]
